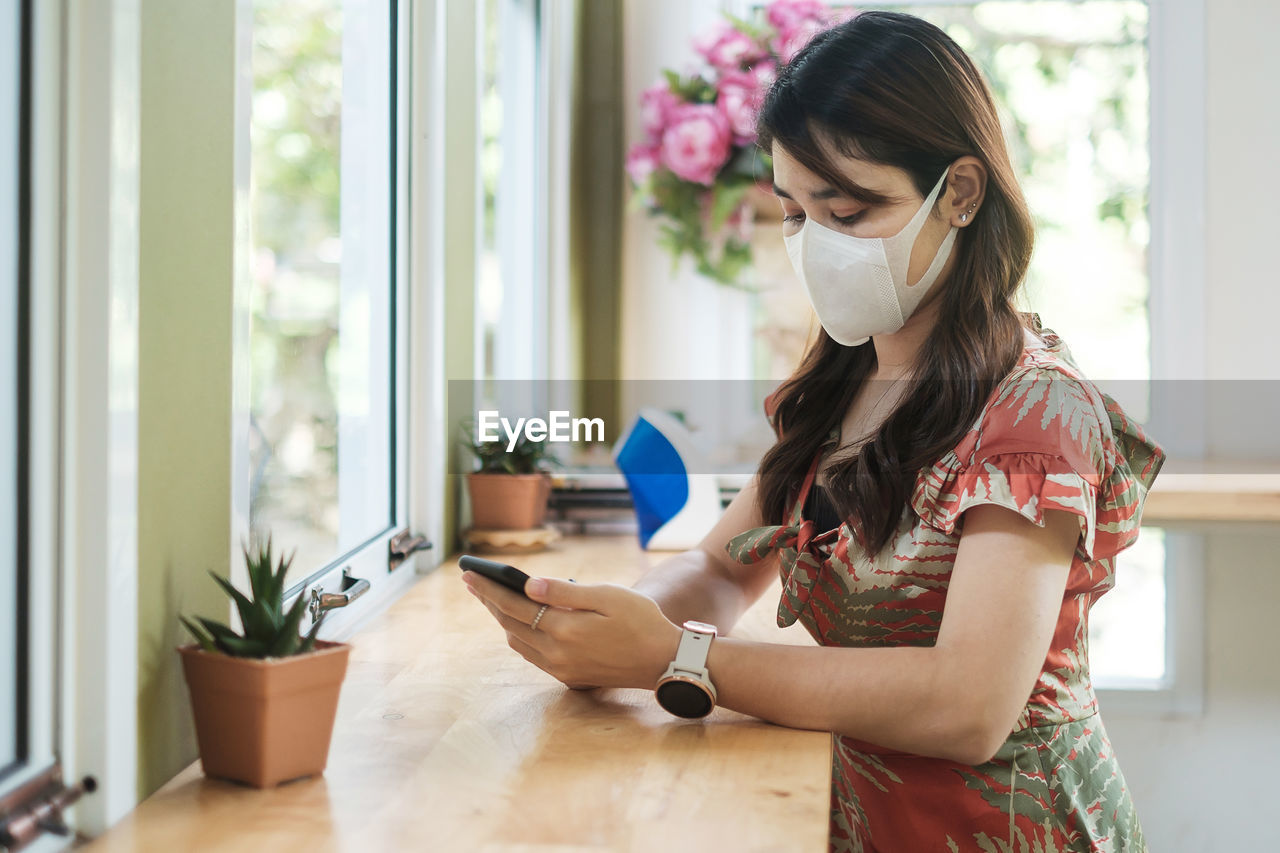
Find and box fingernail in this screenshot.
[527,577,548,596]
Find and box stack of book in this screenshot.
[547,468,751,537]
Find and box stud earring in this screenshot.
[959,213,969,223]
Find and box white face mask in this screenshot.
[784,168,957,346]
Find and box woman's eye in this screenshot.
[832,211,865,226]
[782,212,806,224]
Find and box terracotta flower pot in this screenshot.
[178,640,350,788]
[467,471,551,530]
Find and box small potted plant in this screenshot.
[178,539,350,788]
[463,425,556,531]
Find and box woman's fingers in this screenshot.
[474,597,599,687]
[468,583,552,644]
[463,568,678,690]
[506,633,554,674]
[524,576,630,615]
[462,571,549,627]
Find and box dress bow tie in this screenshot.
[726,519,827,628]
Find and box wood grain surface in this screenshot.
[86,537,830,853]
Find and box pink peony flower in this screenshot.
[694,20,767,73]
[626,143,661,185]
[765,0,829,34]
[639,82,681,141]
[717,67,773,146]
[774,18,826,65]
[660,103,732,186]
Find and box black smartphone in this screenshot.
[459,555,531,598]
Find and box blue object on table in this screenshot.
[612,408,723,550]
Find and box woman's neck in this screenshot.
[869,296,941,379]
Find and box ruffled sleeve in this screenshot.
[911,365,1166,562]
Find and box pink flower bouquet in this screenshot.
[628,0,848,286]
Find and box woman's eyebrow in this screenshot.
[772,182,890,204]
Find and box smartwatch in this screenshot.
[655,620,718,718]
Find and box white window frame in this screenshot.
[1104,0,1206,717]
[230,0,446,642]
[7,0,451,838]
[0,0,144,841]
[481,0,577,386]
[490,0,548,381]
[408,0,449,578]
[474,0,582,445]
[727,0,1208,715]
[1,0,57,811]
[60,0,143,831]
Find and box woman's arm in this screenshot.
[464,502,1077,766]
[700,503,1077,764]
[629,476,781,634]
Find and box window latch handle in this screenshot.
[0,764,97,850]
[388,528,433,571]
[309,567,370,619]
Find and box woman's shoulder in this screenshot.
[957,327,1110,476]
[1003,325,1091,398]
[912,325,1166,560]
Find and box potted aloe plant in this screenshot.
[463,425,556,531]
[178,539,350,788]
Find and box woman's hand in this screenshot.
[462,571,684,691]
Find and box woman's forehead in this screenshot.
[771,143,903,200]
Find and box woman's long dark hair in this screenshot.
[755,11,1037,555]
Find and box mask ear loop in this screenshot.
[882,166,953,291]
[914,167,960,292]
[903,167,954,239]
[908,224,958,291]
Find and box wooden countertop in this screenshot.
[1144,471,1280,523]
[86,537,830,853]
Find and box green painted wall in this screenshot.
[136,0,236,798]
[570,0,623,432]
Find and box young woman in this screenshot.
[463,11,1163,852]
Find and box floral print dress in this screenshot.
[726,329,1165,853]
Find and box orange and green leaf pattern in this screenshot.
[726,330,1163,852]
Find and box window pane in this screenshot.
[249,0,394,587]
[1089,527,1167,684]
[861,2,1150,377]
[479,0,501,382]
[863,2,1161,686]
[1,0,23,774]
[479,0,544,388]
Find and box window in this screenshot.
[2,0,143,835]
[730,0,1203,709]
[480,0,548,386]
[1,0,64,827]
[1,0,25,783]
[239,0,427,632]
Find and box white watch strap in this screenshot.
[672,625,714,674]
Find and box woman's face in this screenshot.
[771,143,958,291]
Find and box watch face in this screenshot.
[656,677,714,719]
